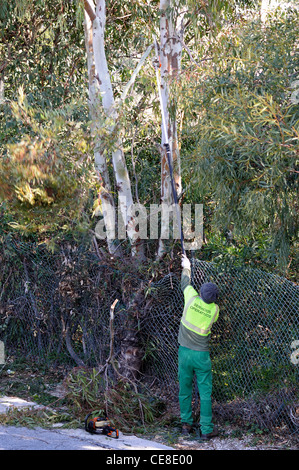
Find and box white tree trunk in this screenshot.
[84,9,119,256]
[84,0,145,258]
[0,79,4,104]
[157,0,183,258]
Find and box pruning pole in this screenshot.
[152,36,185,255]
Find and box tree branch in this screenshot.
[180,38,212,69]
[84,0,96,21]
[119,44,154,104]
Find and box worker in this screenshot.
[178,254,220,440]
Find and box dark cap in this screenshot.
[200,282,219,304]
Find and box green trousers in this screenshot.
[178,345,214,434]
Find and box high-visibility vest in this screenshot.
[181,286,219,337]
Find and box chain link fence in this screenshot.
[143,260,299,433]
[0,236,298,434]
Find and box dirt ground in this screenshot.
[147,425,299,450]
[164,430,298,451]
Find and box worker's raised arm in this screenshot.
[181,254,191,292]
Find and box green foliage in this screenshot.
[1,1,297,275]
[0,91,96,236]
[0,0,94,238]
[0,0,86,106]
[181,10,299,273]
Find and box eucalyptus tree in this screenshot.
[82,0,239,259]
[82,0,185,259]
[1,0,243,254]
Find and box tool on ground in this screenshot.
[84,413,119,439]
[152,35,185,256]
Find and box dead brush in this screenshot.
[64,366,166,432]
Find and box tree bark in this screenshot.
[84,9,119,256]
[118,283,145,381]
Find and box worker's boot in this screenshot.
[181,423,194,436]
[200,428,219,440]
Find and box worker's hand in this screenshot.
[181,254,191,270]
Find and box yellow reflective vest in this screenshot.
[181,285,219,337]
